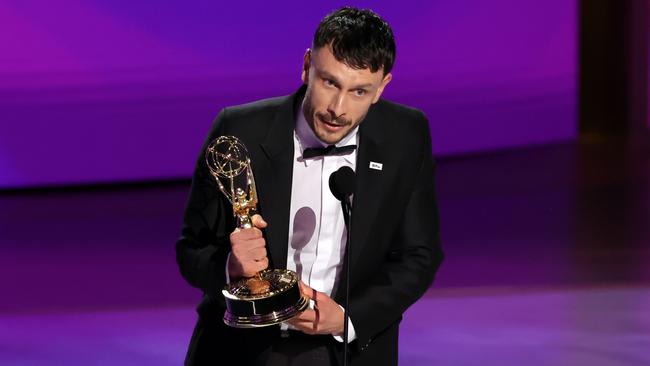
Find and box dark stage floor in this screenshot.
[1,140,649,365]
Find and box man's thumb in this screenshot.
[251,214,268,229]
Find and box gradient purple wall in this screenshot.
[0,1,577,188]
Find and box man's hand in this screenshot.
[228,214,269,279]
[287,281,344,336]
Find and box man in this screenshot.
[176,7,443,366]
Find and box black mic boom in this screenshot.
[328,165,356,366]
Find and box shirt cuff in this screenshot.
[333,305,357,343]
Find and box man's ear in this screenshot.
[301,49,311,84]
[372,72,392,104]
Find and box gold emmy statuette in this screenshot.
[205,136,308,328]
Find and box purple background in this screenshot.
[0,1,577,188]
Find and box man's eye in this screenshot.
[324,79,335,87]
[355,89,366,96]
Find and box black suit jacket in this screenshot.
[176,85,444,366]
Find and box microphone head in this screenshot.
[329,166,356,201]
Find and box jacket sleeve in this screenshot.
[349,113,444,351]
[176,109,235,297]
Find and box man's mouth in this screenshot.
[321,120,345,132]
[318,115,348,131]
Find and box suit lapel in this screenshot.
[255,87,305,269]
[348,105,388,272]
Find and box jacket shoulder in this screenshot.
[370,98,430,142]
[208,93,292,141]
[222,96,290,124]
[225,94,290,119]
[373,99,427,123]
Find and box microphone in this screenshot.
[329,166,355,201]
[328,166,356,366]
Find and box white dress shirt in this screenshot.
[226,100,358,342]
[281,101,357,342]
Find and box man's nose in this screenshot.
[327,92,346,118]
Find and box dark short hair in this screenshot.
[313,7,396,75]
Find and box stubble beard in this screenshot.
[302,94,356,145]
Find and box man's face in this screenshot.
[301,45,392,145]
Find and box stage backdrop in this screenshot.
[0,1,577,188]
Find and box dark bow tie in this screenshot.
[302,144,357,159]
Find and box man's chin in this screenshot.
[317,134,341,145]
[313,119,357,145]
[315,127,346,145]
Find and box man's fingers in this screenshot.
[290,320,316,330]
[289,307,321,333]
[240,255,268,275]
[240,244,267,260]
[254,257,269,272]
[231,238,266,257]
[251,214,268,229]
[249,247,267,260]
[231,227,264,240]
[299,281,316,300]
[287,321,317,334]
[293,309,316,322]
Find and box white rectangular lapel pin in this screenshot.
[369,161,383,171]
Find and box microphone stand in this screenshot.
[341,194,352,366]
